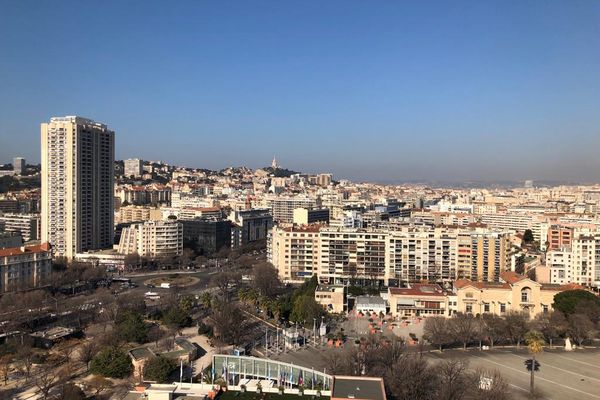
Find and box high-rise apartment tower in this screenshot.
[41,116,115,258]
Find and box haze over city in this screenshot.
[2,1,600,183]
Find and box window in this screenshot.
[521,287,532,303]
[466,305,473,313]
[484,303,490,313]
[500,303,506,313]
[542,305,549,314]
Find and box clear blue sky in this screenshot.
[1,1,599,183]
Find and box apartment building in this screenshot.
[547,233,600,287]
[41,116,114,258]
[124,158,143,178]
[0,243,52,293]
[13,157,25,175]
[228,208,273,247]
[0,213,40,242]
[118,220,183,257]
[269,225,321,281]
[264,196,320,223]
[293,208,330,225]
[116,205,161,224]
[269,225,511,284]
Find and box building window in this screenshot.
[542,304,549,314]
[466,305,473,314]
[500,303,506,313]
[483,303,490,313]
[521,287,531,303]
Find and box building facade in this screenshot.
[0,213,40,242]
[124,158,143,178]
[118,220,183,257]
[0,243,52,292]
[41,116,115,258]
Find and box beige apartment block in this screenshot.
[41,116,114,258]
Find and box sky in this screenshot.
[1,1,599,183]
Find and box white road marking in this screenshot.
[470,354,600,399]
[552,354,600,370]
[508,353,600,384]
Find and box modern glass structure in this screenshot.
[212,355,332,390]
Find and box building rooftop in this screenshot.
[389,283,445,297]
[0,242,50,257]
[332,376,386,400]
[355,296,386,307]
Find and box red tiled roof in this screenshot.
[0,242,51,257]
[454,279,510,290]
[500,271,527,284]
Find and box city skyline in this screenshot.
[2,1,600,183]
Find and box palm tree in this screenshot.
[525,330,545,395]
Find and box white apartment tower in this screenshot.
[41,116,115,258]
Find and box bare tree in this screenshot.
[471,368,510,400]
[481,314,507,348]
[532,311,567,348]
[77,341,98,371]
[34,364,61,400]
[0,355,12,386]
[424,317,452,351]
[435,359,471,400]
[568,313,597,346]
[252,262,281,298]
[450,313,477,350]
[503,312,529,347]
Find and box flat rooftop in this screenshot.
[332,376,386,400]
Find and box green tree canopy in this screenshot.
[523,229,534,243]
[553,290,600,315]
[90,347,133,379]
[116,311,149,343]
[143,356,177,383]
[290,295,324,326]
[162,307,192,328]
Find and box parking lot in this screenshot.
[426,347,600,399]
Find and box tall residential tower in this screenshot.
[41,116,115,258]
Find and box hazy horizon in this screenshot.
[2,1,600,183]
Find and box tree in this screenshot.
[290,295,324,326]
[523,229,534,243]
[77,341,98,371]
[162,307,192,329]
[200,292,213,309]
[388,355,438,400]
[252,262,281,298]
[532,311,567,348]
[88,375,112,396]
[480,314,507,348]
[0,354,12,386]
[435,359,471,400]
[143,356,177,383]
[35,364,61,400]
[211,271,239,300]
[503,312,529,347]
[553,289,600,316]
[423,317,452,351]
[210,303,250,345]
[90,347,133,379]
[568,314,596,346]
[471,368,510,400]
[115,311,149,343]
[514,255,526,275]
[524,330,545,396]
[15,340,35,382]
[450,313,477,350]
[56,382,86,400]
